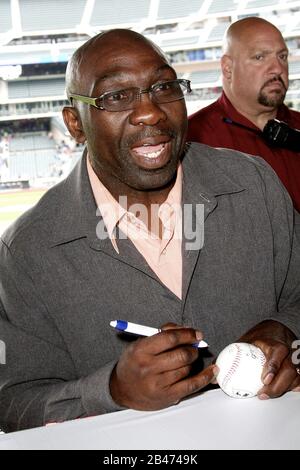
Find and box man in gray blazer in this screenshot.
[0,29,300,433]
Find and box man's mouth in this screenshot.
[130,137,172,170]
[133,142,166,159]
[264,78,286,91]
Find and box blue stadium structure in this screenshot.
[0,0,300,183]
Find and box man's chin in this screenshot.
[125,163,179,192]
[258,93,285,108]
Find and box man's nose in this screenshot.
[129,93,167,126]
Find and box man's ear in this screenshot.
[221,55,233,81]
[62,106,86,144]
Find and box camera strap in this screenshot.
[222,117,262,136]
[223,117,300,152]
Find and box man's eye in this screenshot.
[154,82,180,96]
[156,82,172,92]
[255,54,264,61]
[279,53,288,61]
[107,91,129,102]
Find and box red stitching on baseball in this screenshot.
[222,344,242,389]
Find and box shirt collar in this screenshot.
[87,156,183,250]
[87,157,126,244]
[219,91,290,130]
[48,145,244,248]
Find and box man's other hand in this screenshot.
[239,320,300,399]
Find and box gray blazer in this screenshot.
[0,142,299,432]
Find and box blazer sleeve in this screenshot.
[0,240,123,433]
[259,162,300,338]
[274,208,300,336]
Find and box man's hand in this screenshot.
[238,320,300,399]
[110,326,217,410]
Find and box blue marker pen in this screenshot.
[110,320,208,348]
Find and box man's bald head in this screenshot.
[220,16,289,128]
[223,17,284,55]
[65,29,169,97]
[62,28,187,195]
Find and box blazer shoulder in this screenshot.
[187,142,287,192]
[188,141,269,168]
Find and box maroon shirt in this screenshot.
[188,92,300,212]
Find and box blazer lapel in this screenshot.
[181,181,217,302]
[180,143,246,303]
[88,227,168,287]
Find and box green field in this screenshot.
[0,189,46,235]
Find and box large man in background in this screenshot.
[188,17,300,212]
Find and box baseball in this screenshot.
[216,342,266,399]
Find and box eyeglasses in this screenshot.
[68,79,192,112]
